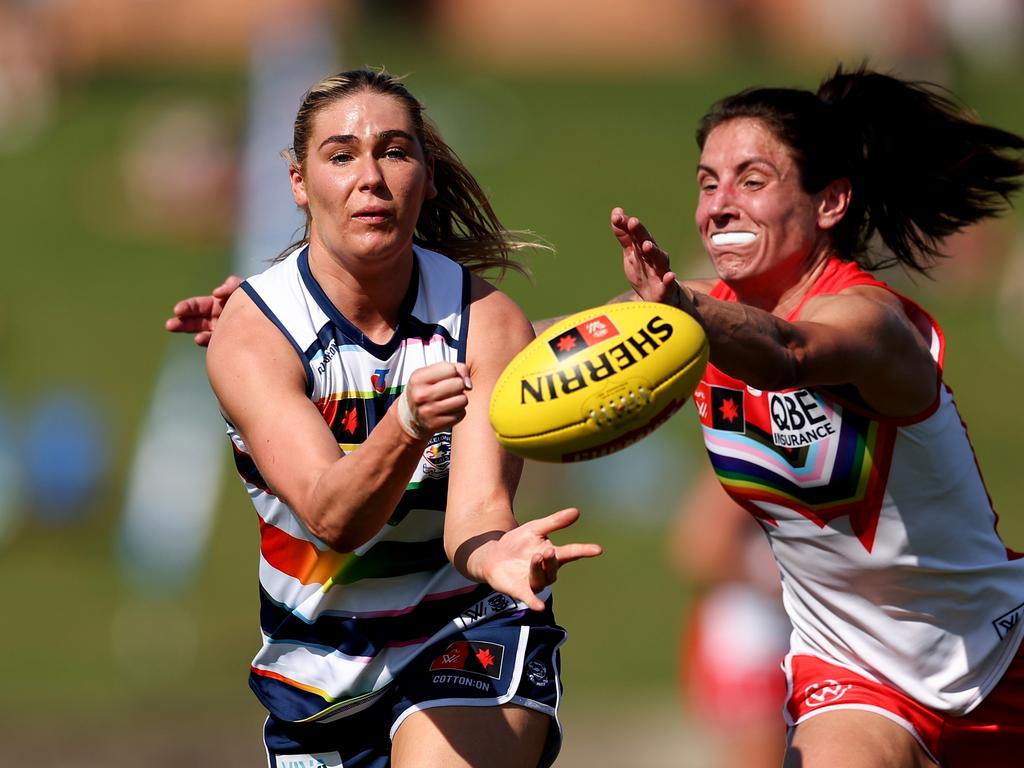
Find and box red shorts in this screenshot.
[784,640,1024,766]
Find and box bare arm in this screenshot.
[612,207,937,417]
[207,289,470,552]
[669,464,780,594]
[445,277,602,610]
[683,286,937,415]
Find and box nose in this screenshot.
[357,155,385,192]
[702,183,740,228]
[707,183,736,218]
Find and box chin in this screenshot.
[709,253,750,282]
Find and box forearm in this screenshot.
[306,409,429,551]
[444,481,519,580]
[679,285,800,391]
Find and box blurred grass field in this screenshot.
[1,40,1023,765]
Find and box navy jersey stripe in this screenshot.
[335,538,449,584]
[457,264,471,363]
[258,582,489,657]
[387,479,449,526]
[232,441,271,494]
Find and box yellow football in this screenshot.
[489,301,709,462]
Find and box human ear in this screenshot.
[289,164,308,207]
[817,178,851,230]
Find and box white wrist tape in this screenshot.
[396,387,433,440]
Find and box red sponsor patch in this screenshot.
[577,315,619,345]
[429,640,505,679]
[693,382,711,426]
[547,315,620,361]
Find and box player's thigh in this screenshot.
[391,703,550,768]
[785,709,935,768]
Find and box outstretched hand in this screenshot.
[164,275,244,346]
[611,207,680,305]
[466,507,602,611]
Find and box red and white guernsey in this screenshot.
[695,258,1024,714]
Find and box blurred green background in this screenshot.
[1,1,1022,765]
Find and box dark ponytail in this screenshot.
[697,64,1024,274]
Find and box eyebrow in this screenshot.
[318,129,417,150]
[697,157,779,175]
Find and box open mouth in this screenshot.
[710,231,756,246]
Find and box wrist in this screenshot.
[396,387,433,440]
[667,281,685,309]
[454,532,504,583]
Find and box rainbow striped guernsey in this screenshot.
[228,245,493,723]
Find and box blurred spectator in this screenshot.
[670,466,790,768]
[119,100,239,243]
[997,229,1024,361]
[24,0,350,73]
[0,5,56,151]
[24,391,110,525]
[5,0,1021,82]
[937,0,1024,71]
[0,400,22,545]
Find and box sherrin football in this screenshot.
[489,301,709,462]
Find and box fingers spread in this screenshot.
[529,507,582,536]
[554,542,604,564]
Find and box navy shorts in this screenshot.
[264,597,566,768]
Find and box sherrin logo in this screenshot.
[522,315,673,404]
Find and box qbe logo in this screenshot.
[769,390,836,448]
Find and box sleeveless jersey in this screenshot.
[694,258,1024,714]
[228,244,495,723]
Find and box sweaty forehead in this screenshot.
[312,91,415,138]
[699,118,794,171]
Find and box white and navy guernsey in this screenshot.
[228,244,495,723]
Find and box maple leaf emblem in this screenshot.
[556,334,577,352]
[718,397,740,423]
[340,407,359,434]
[475,648,495,668]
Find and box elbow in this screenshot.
[740,348,803,392]
[304,512,363,553]
[769,348,804,391]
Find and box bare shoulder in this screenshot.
[206,285,306,393]
[468,274,534,342]
[802,284,914,336]
[466,274,534,370]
